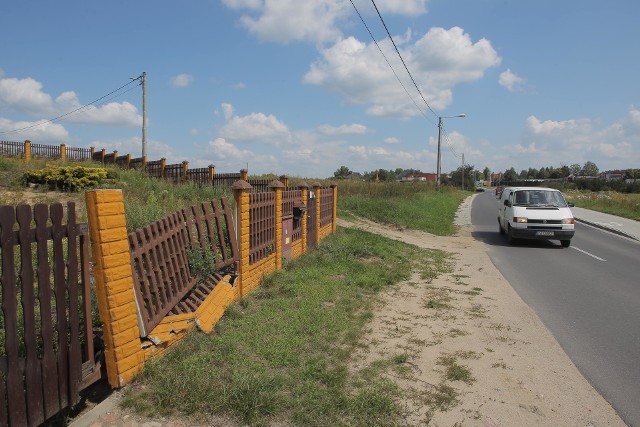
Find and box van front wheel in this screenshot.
[507,226,516,245]
[560,240,571,248]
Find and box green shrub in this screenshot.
[23,165,112,191]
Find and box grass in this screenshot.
[564,189,640,221]
[337,180,470,236]
[120,227,452,426]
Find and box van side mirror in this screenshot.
[568,202,575,208]
[504,200,511,207]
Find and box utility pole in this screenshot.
[436,114,465,191]
[461,153,465,190]
[436,117,443,191]
[142,72,147,158]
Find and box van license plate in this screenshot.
[536,231,554,236]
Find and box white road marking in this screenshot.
[571,246,607,261]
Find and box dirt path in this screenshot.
[340,199,625,426]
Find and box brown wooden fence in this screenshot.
[320,188,334,228]
[0,202,100,427]
[249,192,276,264]
[128,198,239,336]
[0,141,24,157]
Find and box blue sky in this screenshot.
[2,0,639,178]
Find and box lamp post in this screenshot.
[436,114,465,191]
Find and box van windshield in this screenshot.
[512,190,568,207]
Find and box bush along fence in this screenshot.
[0,140,274,191]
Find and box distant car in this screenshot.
[475,186,485,192]
[495,185,505,198]
[497,186,575,247]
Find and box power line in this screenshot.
[0,76,142,136]
[348,0,434,124]
[369,0,437,117]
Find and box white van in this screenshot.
[498,187,575,247]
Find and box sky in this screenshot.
[2,0,639,179]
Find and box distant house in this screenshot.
[600,171,625,181]
[402,173,441,182]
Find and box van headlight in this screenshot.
[513,217,528,223]
[561,218,575,224]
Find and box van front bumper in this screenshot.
[511,228,575,240]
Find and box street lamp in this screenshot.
[436,114,465,191]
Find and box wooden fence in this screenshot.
[128,198,239,336]
[0,202,100,427]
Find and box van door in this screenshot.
[499,189,512,229]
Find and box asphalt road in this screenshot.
[471,190,640,427]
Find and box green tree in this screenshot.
[581,161,599,176]
[334,165,352,179]
[502,167,517,183]
[569,164,581,175]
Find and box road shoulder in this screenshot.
[339,216,625,426]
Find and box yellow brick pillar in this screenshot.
[99,148,106,163]
[85,189,144,388]
[90,147,95,160]
[24,140,31,161]
[279,175,289,188]
[313,183,322,247]
[60,144,66,161]
[208,164,215,185]
[297,182,309,254]
[160,158,166,178]
[330,182,338,233]
[232,180,252,298]
[240,169,248,181]
[270,180,285,270]
[126,154,131,169]
[112,151,118,165]
[182,160,189,182]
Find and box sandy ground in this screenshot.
[339,195,625,426]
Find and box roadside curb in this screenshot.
[574,217,639,241]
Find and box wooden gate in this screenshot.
[0,202,101,427]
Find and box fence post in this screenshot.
[313,182,322,247]
[100,149,106,163]
[60,144,66,161]
[24,140,31,161]
[182,161,189,183]
[126,154,131,169]
[232,180,252,298]
[330,182,338,233]
[298,181,309,254]
[208,164,215,185]
[240,169,248,181]
[270,180,285,270]
[112,151,118,164]
[90,147,95,160]
[142,155,147,168]
[85,189,145,388]
[160,158,166,179]
[279,175,289,188]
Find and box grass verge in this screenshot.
[120,227,452,426]
[564,189,640,221]
[337,180,469,235]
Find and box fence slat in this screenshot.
[66,203,82,406]
[17,205,45,425]
[0,206,28,426]
[34,205,60,419]
[51,204,70,409]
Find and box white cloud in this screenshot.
[233,82,247,89]
[305,27,501,118]
[499,68,525,92]
[384,137,400,144]
[171,74,194,88]
[0,75,141,127]
[227,0,349,43]
[219,104,292,145]
[221,103,234,121]
[0,117,68,142]
[205,137,279,172]
[317,123,368,135]
[0,77,55,115]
